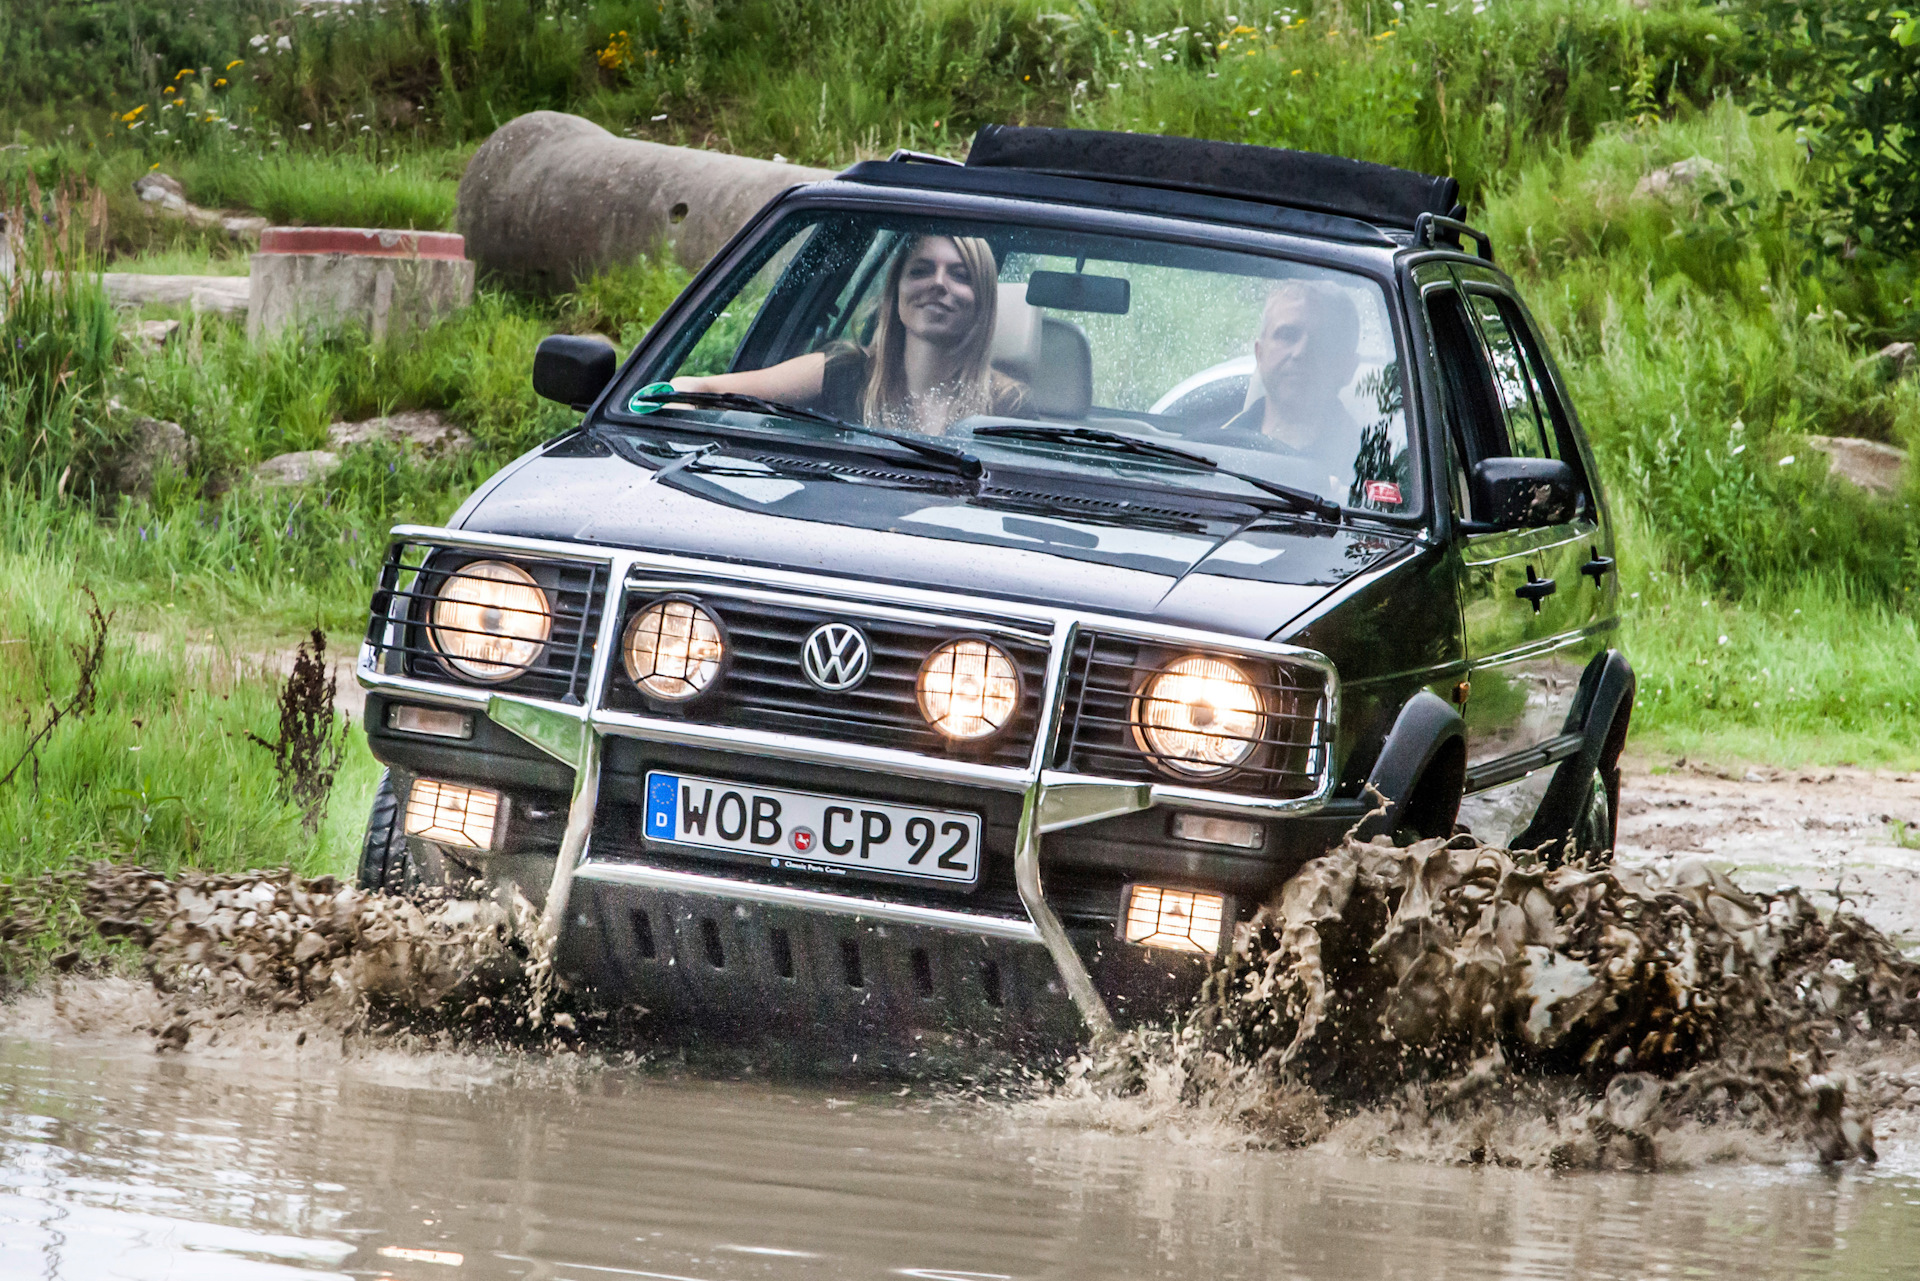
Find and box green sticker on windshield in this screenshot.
[628,382,676,414]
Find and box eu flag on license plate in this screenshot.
[644,773,679,839]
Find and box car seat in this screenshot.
[990,282,1093,419]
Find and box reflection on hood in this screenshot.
[454,436,1412,639]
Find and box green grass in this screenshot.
[1623,574,1920,769]
[0,548,378,888]
[0,0,1917,904]
[176,149,465,231]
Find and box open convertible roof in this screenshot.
[964,125,1465,231]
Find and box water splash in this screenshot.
[1060,831,1917,1168]
[74,862,552,1034]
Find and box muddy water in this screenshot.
[5,1007,1920,1280]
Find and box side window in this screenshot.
[1421,286,1503,517]
[1464,293,1554,461]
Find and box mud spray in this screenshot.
[12,828,1920,1171]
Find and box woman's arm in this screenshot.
[672,352,828,404]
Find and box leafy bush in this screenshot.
[1739,0,1920,256]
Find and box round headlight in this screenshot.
[624,598,725,701]
[1132,655,1265,778]
[918,638,1020,740]
[429,560,552,683]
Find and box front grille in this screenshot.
[602,590,1050,768]
[1054,632,1331,797]
[365,540,607,704]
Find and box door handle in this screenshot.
[1515,566,1556,613]
[1581,554,1616,584]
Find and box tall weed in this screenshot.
[0,178,117,492]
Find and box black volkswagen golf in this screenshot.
[356,126,1632,1047]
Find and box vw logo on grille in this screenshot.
[800,622,871,691]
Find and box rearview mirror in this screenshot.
[1470,457,1580,528]
[1024,270,1131,315]
[533,334,617,409]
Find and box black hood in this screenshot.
[454,435,1412,641]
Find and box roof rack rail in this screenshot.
[885,149,963,167]
[1413,212,1493,262]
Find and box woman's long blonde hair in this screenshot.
[861,234,1001,432]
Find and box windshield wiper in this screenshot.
[626,389,982,481]
[969,424,1343,523]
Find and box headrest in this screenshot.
[990,281,1043,379]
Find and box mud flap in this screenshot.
[1515,649,1635,857]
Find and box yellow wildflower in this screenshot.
[1232,24,1256,34]
[1291,67,1303,75]
[226,58,245,70]
[163,86,175,95]
[176,68,195,77]
[120,104,147,121]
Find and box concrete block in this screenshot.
[247,228,474,344]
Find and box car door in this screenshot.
[1422,268,1611,819]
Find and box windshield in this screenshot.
[617,212,1416,516]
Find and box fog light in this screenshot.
[387,704,474,740]
[1121,884,1227,955]
[918,637,1020,740]
[625,598,726,701]
[1170,812,1264,849]
[403,779,502,850]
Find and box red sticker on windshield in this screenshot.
[1364,480,1404,506]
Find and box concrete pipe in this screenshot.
[456,111,831,292]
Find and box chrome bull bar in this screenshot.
[358,524,1342,1041]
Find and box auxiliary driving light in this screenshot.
[429,560,552,683]
[1121,884,1228,955]
[403,779,502,850]
[918,638,1020,740]
[624,598,726,700]
[1131,654,1265,777]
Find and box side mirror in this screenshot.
[1470,457,1580,528]
[533,334,617,409]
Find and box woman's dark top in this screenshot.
[815,343,1030,425]
[818,346,872,423]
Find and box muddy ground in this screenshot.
[1616,757,1920,946]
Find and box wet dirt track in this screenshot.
[1617,760,1920,945]
[10,762,1920,1279]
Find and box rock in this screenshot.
[134,171,268,241]
[100,273,250,314]
[1870,341,1917,380]
[122,318,180,352]
[1807,435,1908,495]
[191,282,250,317]
[327,409,471,453]
[133,171,190,214]
[456,111,830,290]
[102,413,192,497]
[252,450,342,488]
[1633,156,1726,203]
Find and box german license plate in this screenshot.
[641,771,982,886]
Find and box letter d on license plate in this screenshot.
[642,771,981,886]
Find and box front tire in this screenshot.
[357,769,417,892]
